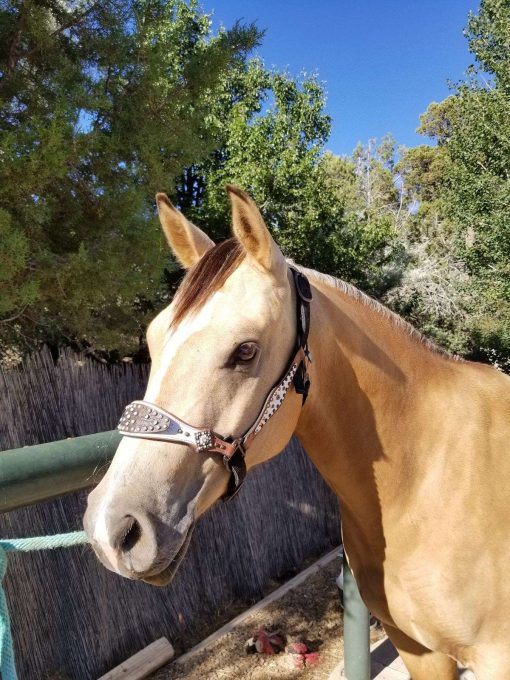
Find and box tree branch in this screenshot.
[0,304,29,324]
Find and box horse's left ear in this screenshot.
[226,185,287,281]
[156,193,214,269]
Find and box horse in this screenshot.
[84,186,510,679]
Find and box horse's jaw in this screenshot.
[141,523,195,586]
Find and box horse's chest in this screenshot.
[349,544,482,656]
[379,556,482,654]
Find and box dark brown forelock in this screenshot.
[170,238,246,328]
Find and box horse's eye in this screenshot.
[233,342,258,364]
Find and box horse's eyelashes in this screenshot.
[232,342,258,365]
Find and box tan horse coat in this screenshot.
[85,188,510,680]
[297,268,510,679]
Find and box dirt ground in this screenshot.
[154,553,383,680]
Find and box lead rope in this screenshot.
[0,531,89,680]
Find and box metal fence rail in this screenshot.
[0,431,371,679]
[0,431,120,512]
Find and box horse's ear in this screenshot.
[156,193,214,269]
[226,185,287,280]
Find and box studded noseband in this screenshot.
[117,268,312,500]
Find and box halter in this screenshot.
[117,267,312,500]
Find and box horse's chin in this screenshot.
[142,523,195,587]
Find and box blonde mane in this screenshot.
[171,241,458,362]
[294,263,459,361]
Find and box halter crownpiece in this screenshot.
[117,267,312,500]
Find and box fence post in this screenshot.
[343,554,370,680]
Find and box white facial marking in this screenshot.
[92,292,225,563]
[145,292,224,403]
[93,437,141,569]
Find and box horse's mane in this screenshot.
[171,240,457,361]
[294,263,459,361]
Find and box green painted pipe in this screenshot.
[343,554,371,680]
[0,431,120,513]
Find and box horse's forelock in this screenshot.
[170,238,246,329]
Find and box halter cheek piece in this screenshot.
[117,268,312,501]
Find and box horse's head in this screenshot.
[84,186,309,585]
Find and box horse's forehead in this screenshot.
[221,263,281,315]
[151,264,281,357]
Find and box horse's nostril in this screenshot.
[120,516,142,553]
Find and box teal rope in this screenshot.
[0,531,88,680]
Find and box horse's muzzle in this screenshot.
[83,491,193,584]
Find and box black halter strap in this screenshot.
[223,443,248,500]
[290,268,312,404]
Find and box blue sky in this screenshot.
[206,0,477,155]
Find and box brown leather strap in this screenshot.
[242,347,306,450]
[209,435,240,460]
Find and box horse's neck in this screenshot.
[295,277,452,547]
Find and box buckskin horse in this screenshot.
[84,186,510,679]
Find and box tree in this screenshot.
[319,137,408,296]
[385,143,472,355]
[173,65,405,298]
[174,62,339,271]
[466,0,510,94]
[0,0,260,356]
[417,0,510,367]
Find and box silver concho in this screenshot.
[195,430,214,453]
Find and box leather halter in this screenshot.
[117,267,312,500]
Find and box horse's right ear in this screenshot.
[226,185,287,282]
[156,193,214,269]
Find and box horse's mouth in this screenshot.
[142,524,195,587]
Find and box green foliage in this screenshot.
[466,0,510,93]
[320,138,404,295]
[1,0,509,371]
[0,209,39,316]
[175,62,341,271]
[0,0,260,354]
[417,0,510,364]
[174,68,402,296]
